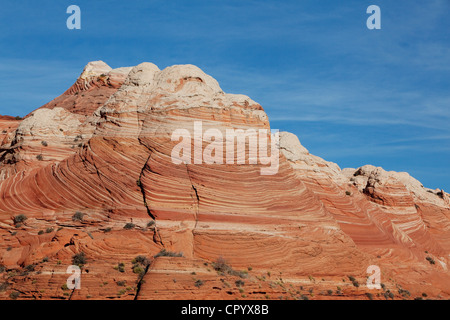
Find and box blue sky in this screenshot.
[0,0,449,190]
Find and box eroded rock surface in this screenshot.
[0,61,448,300]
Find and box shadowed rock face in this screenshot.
[0,61,449,300]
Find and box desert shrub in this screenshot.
[41,141,48,147]
[36,154,43,161]
[72,252,86,266]
[0,283,8,292]
[104,227,112,232]
[9,291,20,300]
[123,223,135,230]
[422,292,428,297]
[365,292,374,300]
[147,220,155,227]
[211,257,247,278]
[229,269,248,278]
[117,281,126,287]
[38,230,44,235]
[235,280,245,287]
[345,191,352,196]
[154,249,183,258]
[24,264,36,272]
[398,288,410,297]
[212,256,232,274]
[14,116,22,120]
[115,262,125,273]
[131,255,150,276]
[13,214,27,224]
[426,256,436,265]
[194,279,204,288]
[0,265,5,273]
[45,227,54,233]
[72,211,84,222]
[132,256,150,266]
[133,266,145,275]
[61,283,69,291]
[42,257,49,263]
[327,290,333,295]
[348,275,356,282]
[352,281,360,288]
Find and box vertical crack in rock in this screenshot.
[133,259,153,300]
[185,165,199,258]
[138,152,164,246]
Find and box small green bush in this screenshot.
[0,282,8,292]
[194,279,204,288]
[154,249,183,258]
[133,266,145,275]
[212,256,232,273]
[115,262,125,273]
[13,214,27,224]
[72,252,86,266]
[235,280,245,287]
[9,291,20,300]
[123,223,135,230]
[132,256,150,266]
[24,264,36,272]
[72,212,84,222]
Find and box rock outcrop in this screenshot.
[0,61,448,300]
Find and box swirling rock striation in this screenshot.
[0,61,448,300]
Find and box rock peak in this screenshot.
[79,60,112,80]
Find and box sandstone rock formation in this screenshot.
[0,61,448,300]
